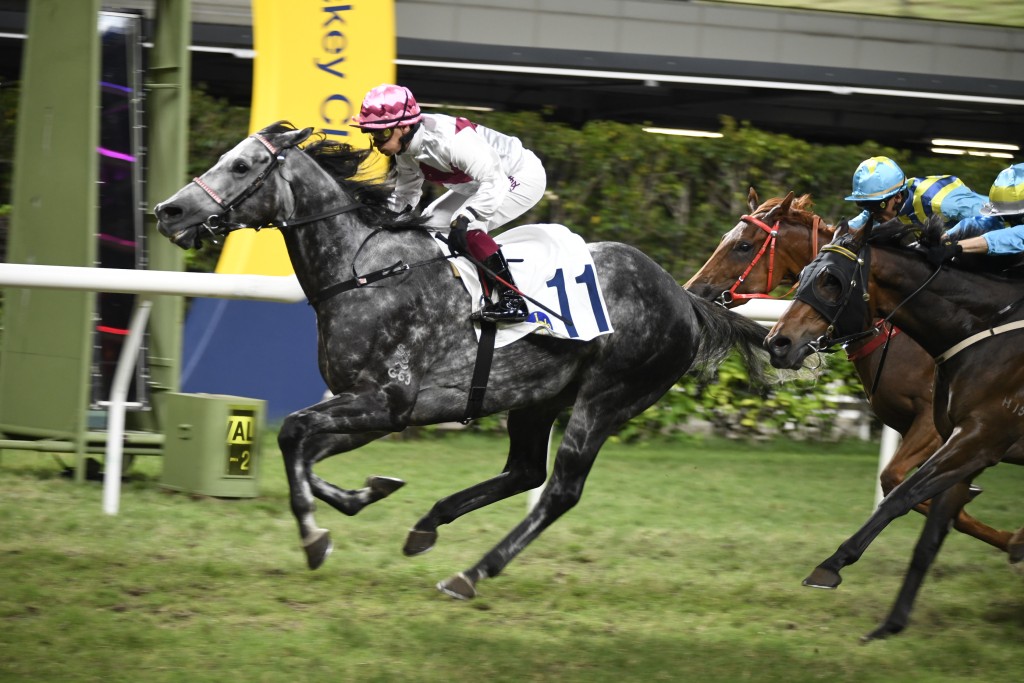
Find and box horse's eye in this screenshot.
[231,161,250,174]
[813,269,843,302]
[735,241,754,253]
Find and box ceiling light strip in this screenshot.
[931,147,1014,158]
[931,138,1019,150]
[396,59,1024,107]
[643,127,722,138]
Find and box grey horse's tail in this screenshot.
[686,291,773,387]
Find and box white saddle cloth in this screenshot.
[434,224,615,349]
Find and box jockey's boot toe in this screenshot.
[477,292,528,323]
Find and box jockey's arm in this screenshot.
[389,156,424,213]
[448,131,509,231]
[957,235,990,254]
[974,223,1024,255]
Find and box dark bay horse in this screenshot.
[153,122,772,599]
[686,188,1020,556]
[764,216,1024,640]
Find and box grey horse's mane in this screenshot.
[262,121,429,232]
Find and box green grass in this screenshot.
[1,433,1022,682]
[716,0,1024,27]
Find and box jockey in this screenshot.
[943,163,1024,258]
[844,156,988,231]
[352,83,547,324]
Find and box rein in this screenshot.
[191,133,456,307]
[191,133,363,239]
[803,239,1024,366]
[720,213,824,305]
[307,247,453,307]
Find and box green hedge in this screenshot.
[1,86,1009,440]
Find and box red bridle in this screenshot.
[720,213,824,305]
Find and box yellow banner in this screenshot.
[216,1,396,275]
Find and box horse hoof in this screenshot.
[437,572,477,600]
[403,529,438,556]
[302,528,333,570]
[802,566,842,589]
[861,622,902,643]
[366,476,405,499]
[1008,527,1024,565]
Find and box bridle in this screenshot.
[793,242,875,354]
[189,131,456,307]
[190,132,362,243]
[719,212,825,306]
[794,235,941,377]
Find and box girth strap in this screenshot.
[462,320,497,424]
[936,320,1024,364]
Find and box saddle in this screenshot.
[436,224,615,349]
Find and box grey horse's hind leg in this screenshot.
[435,407,614,599]
[403,406,559,556]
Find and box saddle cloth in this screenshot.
[434,224,615,349]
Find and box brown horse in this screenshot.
[686,188,1018,555]
[764,217,1024,640]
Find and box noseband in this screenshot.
[190,133,361,241]
[719,213,824,306]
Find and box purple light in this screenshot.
[98,147,135,163]
[100,80,133,94]
[98,233,137,248]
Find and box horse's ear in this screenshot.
[747,187,759,213]
[276,126,315,150]
[832,219,851,243]
[778,191,795,215]
[764,191,795,222]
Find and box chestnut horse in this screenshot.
[764,217,1024,640]
[686,188,1019,556]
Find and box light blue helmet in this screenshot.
[845,156,907,202]
[980,163,1024,217]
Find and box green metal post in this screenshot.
[134,0,190,433]
[0,0,101,481]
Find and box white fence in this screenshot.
[0,264,898,513]
[0,264,306,514]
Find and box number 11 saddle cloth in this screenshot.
[435,223,615,349]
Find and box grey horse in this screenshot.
[154,121,771,599]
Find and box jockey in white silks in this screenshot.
[351,83,547,323]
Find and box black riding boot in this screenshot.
[474,250,528,323]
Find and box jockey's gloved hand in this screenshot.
[448,215,471,256]
[925,239,963,267]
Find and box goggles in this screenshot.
[368,127,396,146]
[856,198,892,212]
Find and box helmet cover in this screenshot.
[351,84,423,130]
[845,156,907,202]
[980,163,1024,217]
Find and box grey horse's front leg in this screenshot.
[403,407,555,557]
[278,392,411,570]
